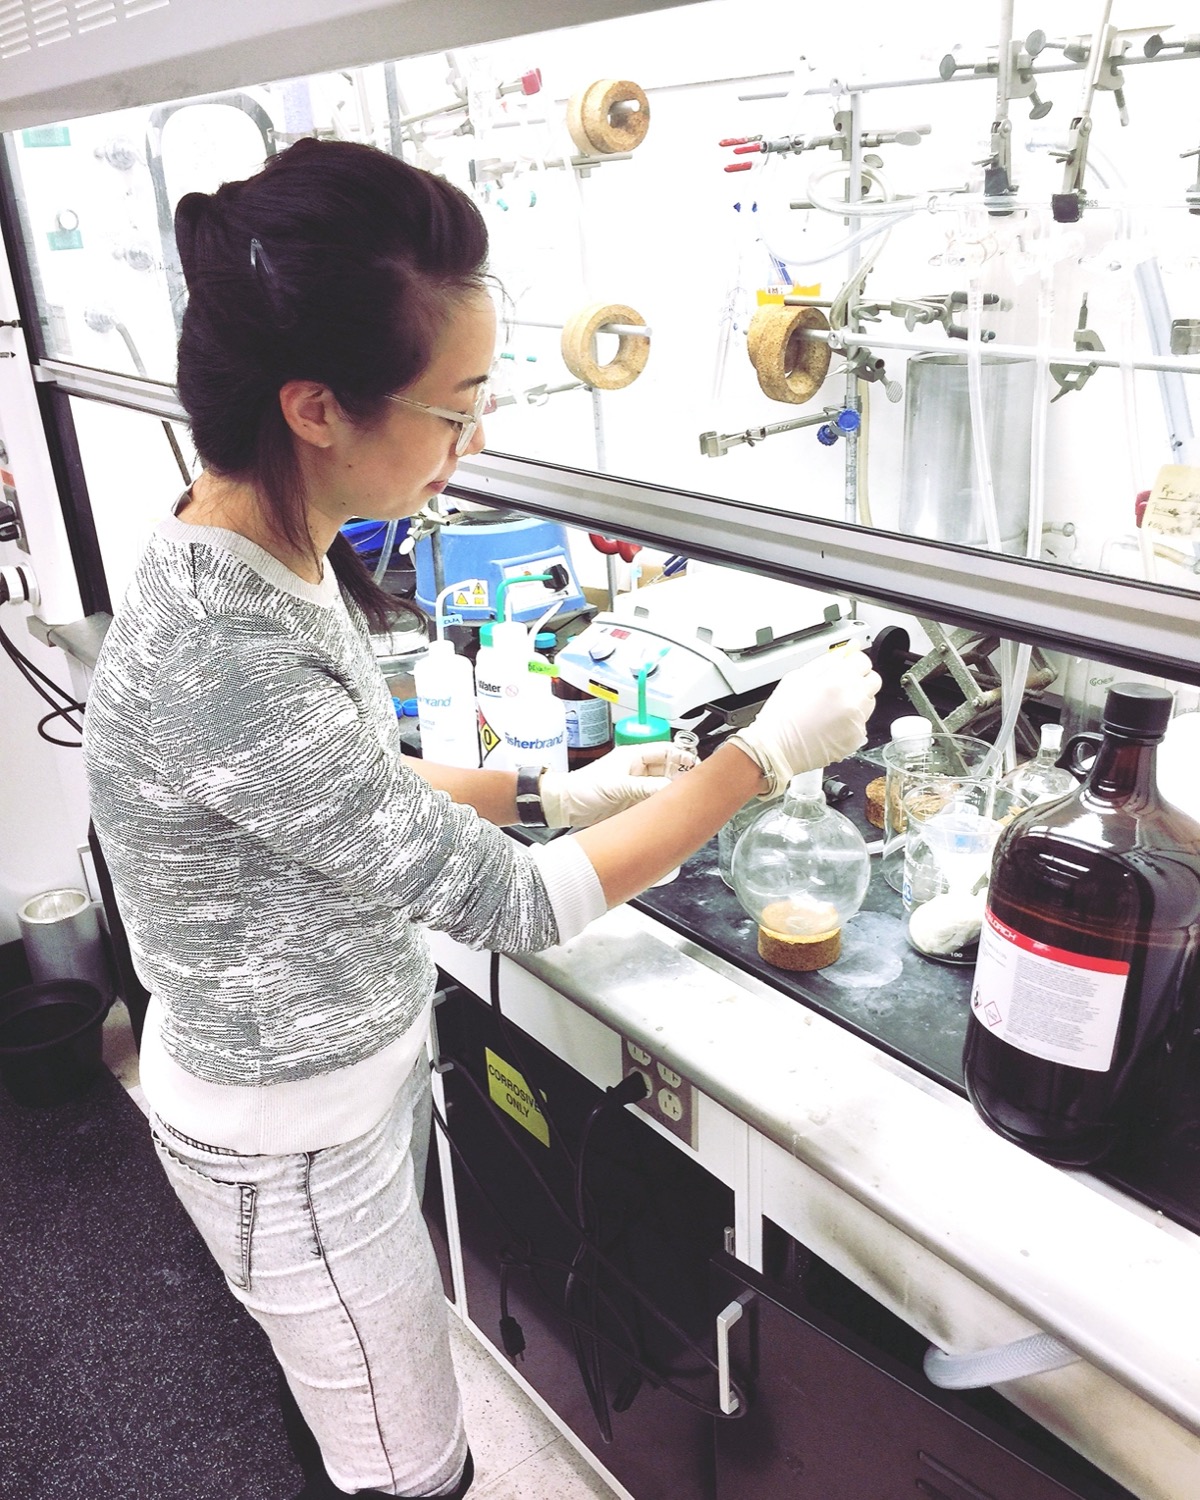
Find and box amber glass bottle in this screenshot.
[964,683,1200,1167]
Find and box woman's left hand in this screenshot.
[540,742,697,828]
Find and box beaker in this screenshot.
[881,732,994,893]
[901,778,1030,912]
[899,354,1036,553]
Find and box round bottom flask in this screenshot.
[731,770,871,972]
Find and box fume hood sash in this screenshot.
[0,0,685,133]
[448,451,1200,688]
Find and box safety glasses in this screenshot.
[386,381,495,456]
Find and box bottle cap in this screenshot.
[491,620,528,655]
[478,622,494,648]
[393,696,419,718]
[534,632,557,651]
[890,716,932,742]
[613,713,672,746]
[1040,722,1064,752]
[1102,682,1174,738]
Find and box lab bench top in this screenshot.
[428,749,1200,1492]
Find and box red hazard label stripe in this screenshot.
[984,909,1130,975]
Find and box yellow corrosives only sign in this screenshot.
[485,1048,550,1147]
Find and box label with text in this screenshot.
[970,910,1129,1072]
[1144,464,1200,537]
[485,1048,550,1146]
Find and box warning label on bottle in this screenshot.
[970,910,1129,1072]
[565,697,612,748]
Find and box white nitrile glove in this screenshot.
[540,742,697,829]
[729,648,881,797]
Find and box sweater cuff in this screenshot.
[528,836,607,944]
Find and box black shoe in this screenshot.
[292,1447,474,1499]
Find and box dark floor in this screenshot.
[0,1064,302,1500]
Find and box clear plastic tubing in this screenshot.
[1025,135,1196,463]
[965,278,1004,555]
[924,1332,1080,1390]
[1026,263,1052,562]
[1122,288,1157,584]
[764,213,899,274]
[967,272,1032,779]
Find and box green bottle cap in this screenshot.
[613,712,672,746]
[614,661,671,745]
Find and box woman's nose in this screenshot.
[464,418,487,457]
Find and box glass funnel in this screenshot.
[730,771,870,971]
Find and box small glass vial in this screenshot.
[1000,723,1075,807]
[730,770,870,971]
[880,716,934,891]
[652,730,700,887]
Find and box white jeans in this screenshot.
[149,1059,467,1496]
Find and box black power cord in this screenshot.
[432,955,749,1426]
[430,1082,739,1418]
[0,576,85,748]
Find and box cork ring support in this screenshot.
[747,304,832,404]
[561,303,650,390]
[566,79,651,156]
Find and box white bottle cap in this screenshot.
[890,715,933,743]
[1040,722,1064,752]
[490,620,528,655]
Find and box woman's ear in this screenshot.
[278,381,341,450]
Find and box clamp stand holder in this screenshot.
[901,620,1056,755]
[1050,294,1105,400]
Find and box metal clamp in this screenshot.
[699,405,858,458]
[858,291,1004,343]
[1050,294,1104,401]
[838,346,904,403]
[721,112,927,172]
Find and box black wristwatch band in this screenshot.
[515,765,548,827]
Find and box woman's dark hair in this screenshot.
[174,138,489,631]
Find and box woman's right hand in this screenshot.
[730,647,881,795]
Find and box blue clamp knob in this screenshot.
[816,408,861,445]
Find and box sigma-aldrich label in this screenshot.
[970,909,1130,1072]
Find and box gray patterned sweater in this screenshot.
[84,517,599,1126]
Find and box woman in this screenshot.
[83,139,878,1499]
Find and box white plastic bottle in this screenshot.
[500,670,568,773]
[414,638,480,768]
[475,619,530,770]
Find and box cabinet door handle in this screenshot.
[716,1294,752,1414]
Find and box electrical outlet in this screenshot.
[621,1035,697,1149]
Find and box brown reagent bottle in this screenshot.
[964,683,1200,1167]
